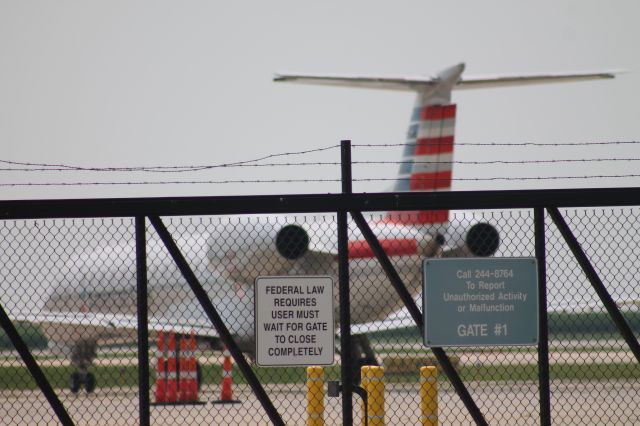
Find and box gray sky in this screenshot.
[1,1,638,200]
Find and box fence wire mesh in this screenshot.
[0,207,639,425]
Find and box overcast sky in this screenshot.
[1,1,638,200]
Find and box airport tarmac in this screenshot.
[2,381,639,425]
[2,341,638,425]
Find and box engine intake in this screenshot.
[275,224,310,260]
[465,223,500,257]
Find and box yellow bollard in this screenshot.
[420,366,438,426]
[307,366,324,426]
[361,365,385,426]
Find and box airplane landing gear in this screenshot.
[69,338,97,394]
[70,372,81,394]
[70,371,96,394]
[196,361,202,390]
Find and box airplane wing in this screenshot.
[350,310,417,334]
[9,310,220,338]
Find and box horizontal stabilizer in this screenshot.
[274,72,438,92]
[455,70,619,90]
[274,68,620,92]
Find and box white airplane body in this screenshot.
[10,63,616,391]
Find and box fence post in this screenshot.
[135,216,151,426]
[534,208,551,426]
[420,366,438,426]
[338,139,354,425]
[307,366,325,426]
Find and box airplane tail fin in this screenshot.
[275,64,619,226]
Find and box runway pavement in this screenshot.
[2,340,638,424]
[2,381,639,425]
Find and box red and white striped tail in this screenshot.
[385,103,456,226]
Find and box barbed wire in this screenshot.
[354,141,640,147]
[361,158,640,165]
[2,174,640,187]
[1,141,639,187]
[0,144,341,173]
[1,141,638,173]
[1,157,640,172]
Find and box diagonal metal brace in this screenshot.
[350,211,488,426]
[547,207,640,363]
[149,216,285,426]
[0,304,75,426]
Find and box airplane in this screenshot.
[9,63,616,392]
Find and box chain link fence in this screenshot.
[0,205,639,425]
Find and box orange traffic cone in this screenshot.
[165,332,178,403]
[154,331,167,403]
[187,332,199,402]
[178,335,189,402]
[178,334,200,403]
[212,346,240,404]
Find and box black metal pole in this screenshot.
[548,207,640,363]
[339,140,354,425]
[350,211,488,426]
[534,208,551,426]
[0,304,75,426]
[148,216,285,426]
[135,216,151,426]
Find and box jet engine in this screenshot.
[274,224,310,260]
[465,222,500,257]
[207,222,311,283]
[444,221,500,258]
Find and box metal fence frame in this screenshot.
[1,142,639,425]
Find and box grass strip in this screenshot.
[1,362,640,390]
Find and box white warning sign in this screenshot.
[255,275,334,367]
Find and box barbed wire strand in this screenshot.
[0,144,341,173]
[2,174,640,187]
[0,141,638,173]
[354,141,640,147]
[2,157,640,172]
[2,141,639,186]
